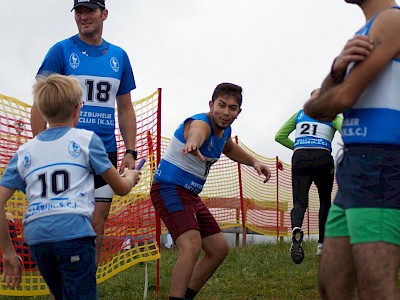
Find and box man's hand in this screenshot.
[119,154,136,174]
[331,35,374,81]
[253,161,272,183]
[182,143,206,161]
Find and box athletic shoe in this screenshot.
[316,243,323,256]
[290,227,304,264]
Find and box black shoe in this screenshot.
[290,227,304,264]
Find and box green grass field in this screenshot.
[102,240,321,300]
[3,240,400,299]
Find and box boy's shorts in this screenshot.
[30,237,97,299]
[151,182,221,241]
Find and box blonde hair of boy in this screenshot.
[33,74,83,124]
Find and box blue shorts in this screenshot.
[29,237,97,300]
[334,144,400,209]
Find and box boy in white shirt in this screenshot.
[0,74,141,299]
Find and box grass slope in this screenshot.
[3,240,400,299]
[100,240,321,300]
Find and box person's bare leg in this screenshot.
[92,202,112,267]
[353,242,400,299]
[188,232,229,293]
[169,230,202,298]
[318,237,357,299]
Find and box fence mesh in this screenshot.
[0,91,336,296]
[0,91,161,296]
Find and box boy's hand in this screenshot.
[1,254,22,289]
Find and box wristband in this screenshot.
[125,150,138,160]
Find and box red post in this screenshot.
[307,207,310,238]
[275,156,279,241]
[235,136,246,247]
[155,88,162,294]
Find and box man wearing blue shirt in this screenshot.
[30,0,138,266]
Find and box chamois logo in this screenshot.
[69,53,80,69]
[68,141,82,158]
[23,153,31,169]
[110,57,119,72]
[207,137,214,151]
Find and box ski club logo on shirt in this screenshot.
[23,153,31,169]
[68,141,82,158]
[69,53,80,69]
[207,137,214,151]
[110,57,119,72]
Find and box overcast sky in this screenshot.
[1,0,365,163]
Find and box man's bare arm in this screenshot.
[30,102,47,137]
[305,10,400,120]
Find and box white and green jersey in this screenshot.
[294,110,337,151]
[275,109,342,152]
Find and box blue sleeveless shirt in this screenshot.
[341,7,400,145]
[154,113,232,194]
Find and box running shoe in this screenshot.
[316,243,323,256]
[290,227,304,264]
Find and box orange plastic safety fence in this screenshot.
[0,91,161,296]
[0,91,337,297]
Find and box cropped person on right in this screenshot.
[304,0,400,298]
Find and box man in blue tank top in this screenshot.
[304,0,400,298]
[30,0,138,267]
[151,83,271,300]
[275,89,343,264]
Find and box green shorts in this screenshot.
[325,204,400,246]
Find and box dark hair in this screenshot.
[211,83,243,106]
